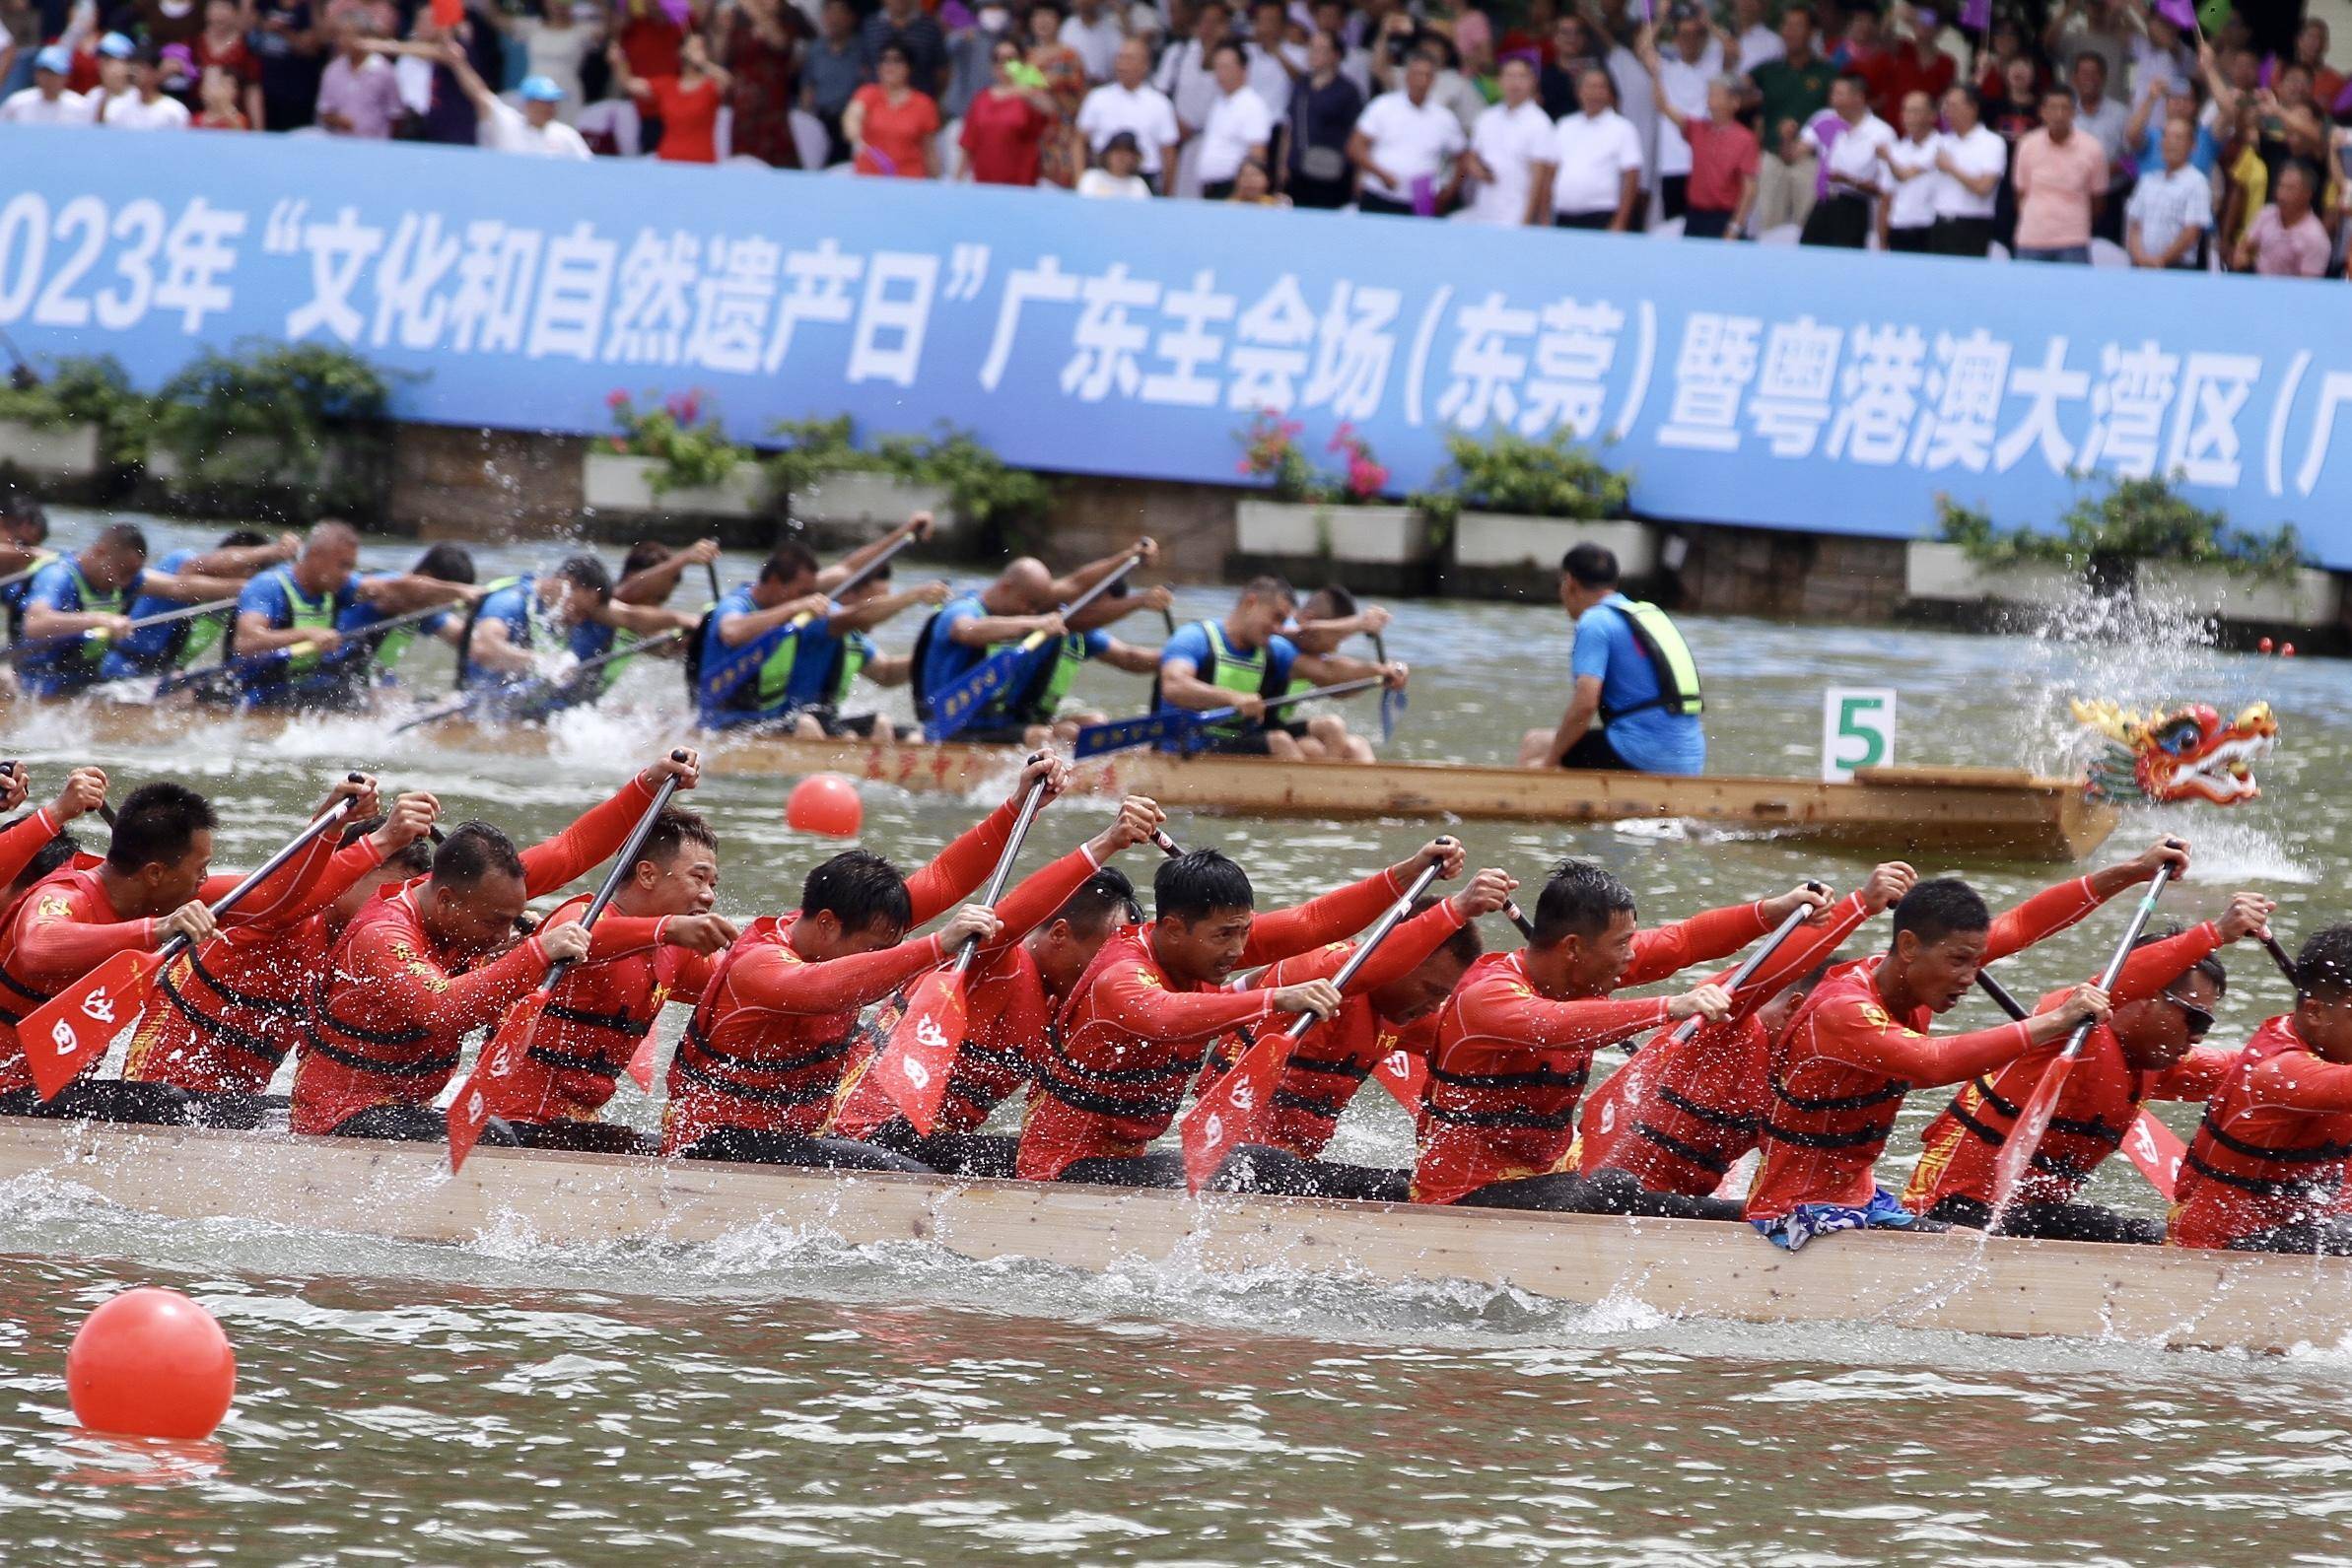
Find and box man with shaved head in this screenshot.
[230,518,476,711]
[913,540,1169,746]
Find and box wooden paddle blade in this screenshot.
[1369,1043,1427,1112]
[872,969,967,1137]
[1073,710,1197,759]
[1986,1057,2074,1220]
[1178,1035,1288,1194]
[24,948,161,1100]
[447,993,551,1173]
[2121,1110,2186,1201]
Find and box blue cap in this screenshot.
[98,31,136,59]
[33,44,71,73]
[519,74,566,102]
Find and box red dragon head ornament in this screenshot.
[2070,699,2278,806]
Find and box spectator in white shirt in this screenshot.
[1649,6,1724,223]
[1878,90,1941,251]
[1929,84,2004,255]
[1076,35,1180,187]
[1242,0,1295,118]
[0,46,95,124]
[1346,48,1465,215]
[1533,66,1645,230]
[451,54,591,159]
[1196,39,1272,196]
[1462,55,1554,225]
[1798,70,1892,246]
[100,41,193,128]
[1060,0,1126,84]
[1153,0,1225,138]
[1730,0,1783,73]
[1077,128,1154,195]
[2124,114,2211,269]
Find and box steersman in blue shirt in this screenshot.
[1518,543,1706,777]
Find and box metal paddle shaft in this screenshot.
[389,629,688,736]
[1663,882,1829,1046]
[2060,863,2179,1064]
[1074,676,1388,759]
[535,750,692,995]
[11,596,240,659]
[943,766,1053,982]
[1976,965,2186,1200]
[1280,849,1452,1040]
[162,774,373,962]
[1975,970,2030,1021]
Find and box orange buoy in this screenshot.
[786,774,864,837]
[67,1287,236,1440]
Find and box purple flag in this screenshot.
[1960,0,1990,30]
[2153,0,2195,30]
[1410,174,1437,216]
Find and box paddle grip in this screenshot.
[1662,887,1827,1047]
[1503,900,1536,940]
[1150,829,1183,857]
[2264,932,2299,984]
[2057,862,2177,1062]
[1280,852,1450,1040]
[1975,970,2031,1022]
[538,757,690,993]
[192,778,370,927]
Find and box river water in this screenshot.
[2,519,2347,1563]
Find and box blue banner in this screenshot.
[6,127,2352,563]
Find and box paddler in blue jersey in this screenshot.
[691,512,938,733]
[910,538,1170,748]
[1519,542,1705,776]
[334,542,482,691]
[1154,575,1406,760]
[1278,582,1394,762]
[458,554,698,719]
[99,528,294,681]
[773,552,950,738]
[228,521,484,711]
[17,523,250,700]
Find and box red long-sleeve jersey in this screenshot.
[1016,867,1411,1180]
[1577,893,1879,1197]
[1412,899,1775,1205]
[828,841,1116,1140]
[2170,1015,2352,1249]
[0,806,64,898]
[660,797,1023,1152]
[1743,874,2115,1222]
[1902,922,2234,1212]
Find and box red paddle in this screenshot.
[1178,848,1454,1194]
[1975,968,2184,1199]
[1986,856,2179,1225]
[865,762,1053,1135]
[449,752,691,1171]
[25,778,366,1100]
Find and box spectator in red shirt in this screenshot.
[959,39,1058,185]
[1644,53,1758,238]
[193,60,250,125]
[612,30,730,163]
[1877,10,1953,119]
[192,0,264,127]
[614,0,689,82]
[847,40,941,176]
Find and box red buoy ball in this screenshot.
[67,1288,236,1440]
[2282,644,2297,658]
[786,774,864,837]
[2259,637,2275,653]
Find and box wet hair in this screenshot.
[413,543,476,583]
[431,821,526,888]
[1239,574,1296,609]
[96,521,149,558]
[2132,923,2228,995]
[341,812,432,876]
[622,540,673,578]
[1560,542,1620,587]
[2297,925,2352,1003]
[217,528,269,549]
[1,494,47,539]
[105,782,216,872]
[2,817,79,893]
[1411,892,1484,967]
[802,849,912,934]
[552,554,613,602]
[1532,858,1636,946]
[638,807,717,871]
[761,539,820,585]
[1891,878,1991,948]
[1307,582,1358,619]
[1155,849,1255,923]
[1051,865,1140,937]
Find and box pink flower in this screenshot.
[677,391,703,424]
[605,389,628,410]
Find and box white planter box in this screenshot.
[149,437,347,484]
[2138,563,2340,627]
[584,451,767,517]
[789,471,950,533]
[1453,513,1655,575]
[0,419,100,476]
[1903,541,2083,606]
[1235,500,1430,565]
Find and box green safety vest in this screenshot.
[754,620,798,708]
[179,608,228,668]
[1200,621,1277,737]
[598,628,644,697]
[986,632,1088,724]
[273,570,338,674]
[832,633,870,706]
[67,561,129,667]
[1600,599,1704,722]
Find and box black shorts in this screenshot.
[809,708,908,741]
[957,719,1039,746]
[1196,730,1276,756]
[1556,727,1632,771]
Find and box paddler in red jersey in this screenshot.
[292,750,706,1141]
[1743,836,2189,1250]
[123,791,442,1109]
[660,755,1071,1169]
[0,764,109,920]
[478,807,740,1154]
[1575,862,1920,1210]
[1411,859,1830,1215]
[1017,841,1476,1187]
[825,794,1171,1176]
[1904,892,2273,1245]
[2169,924,2352,1254]
[1211,869,1523,1202]
[0,775,358,1123]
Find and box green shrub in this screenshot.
[150,341,400,519]
[1413,428,1630,531]
[766,417,1053,532]
[605,387,746,494]
[0,355,150,466]
[1938,476,2304,579]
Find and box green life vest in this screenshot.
[987,632,1089,725]
[273,569,339,674]
[597,629,644,697]
[67,561,129,667]
[1200,621,1277,737]
[831,632,870,706]
[1600,599,1704,722]
[179,609,228,668]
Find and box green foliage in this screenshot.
[606,387,745,494]
[1937,476,2305,579]
[0,356,149,466]
[150,340,399,518]
[1412,429,1631,530]
[765,417,1054,530]
[1233,411,1391,505]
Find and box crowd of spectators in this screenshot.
[0,0,2346,275]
